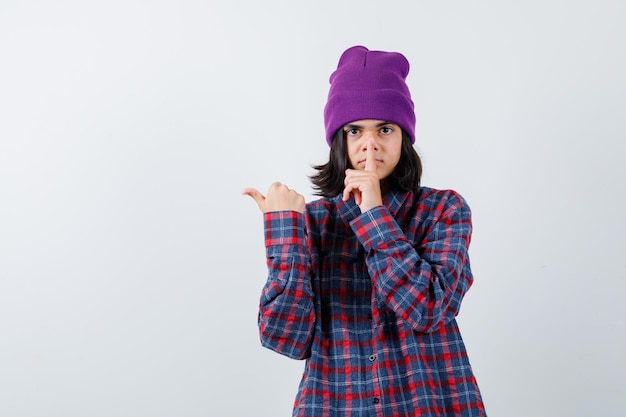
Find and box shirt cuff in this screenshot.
[264,211,306,247]
[349,205,402,251]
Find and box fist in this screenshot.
[242,182,306,213]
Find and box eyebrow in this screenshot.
[343,121,393,129]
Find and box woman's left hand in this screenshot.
[343,139,383,213]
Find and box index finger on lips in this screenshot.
[365,138,376,172]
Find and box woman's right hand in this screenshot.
[242,182,306,213]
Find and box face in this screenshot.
[344,119,403,180]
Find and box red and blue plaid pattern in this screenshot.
[259,187,486,416]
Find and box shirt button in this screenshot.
[369,354,376,362]
[373,398,380,404]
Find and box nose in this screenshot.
[362,133,379,151]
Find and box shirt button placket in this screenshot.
[368,353,379,407]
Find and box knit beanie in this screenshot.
[323,45,416,146]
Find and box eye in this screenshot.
[380,126,393,134]
[345,128,360,136]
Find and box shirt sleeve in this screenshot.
[350,191,473,333]
[258,210,316,360]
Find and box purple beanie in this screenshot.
[323,45,416,146]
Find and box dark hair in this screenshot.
[310,129,422,197]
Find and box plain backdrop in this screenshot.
[1,1,625,416]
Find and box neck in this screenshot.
[380,178,393,195]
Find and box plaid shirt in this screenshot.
[259,187,486,416]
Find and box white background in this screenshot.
[1,1,625,416]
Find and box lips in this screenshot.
[358,159,382,166]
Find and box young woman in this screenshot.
[243,45,486,416]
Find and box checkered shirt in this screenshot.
[259,187,486,416]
